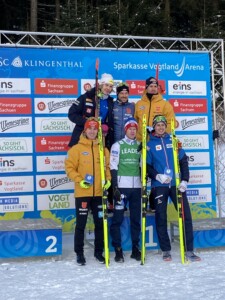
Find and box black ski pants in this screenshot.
[152,186,194,252]
[74,196,103,255]
[110,188,141,249]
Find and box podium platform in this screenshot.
[170,218,225,249]
[0,218,62,259]
[86,211,160,251]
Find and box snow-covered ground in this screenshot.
[1,233,225,300]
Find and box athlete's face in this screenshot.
[118,90,129,103]
[154,122,166,136]
[101,83,113,95]
[85,127,98,140]
[146,83,158,95]
[126,126,137,140]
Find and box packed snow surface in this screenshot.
[1,233,225,300]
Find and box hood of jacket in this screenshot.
[141,90,163,103]
[78,133,99,146]
[150,132,170,141]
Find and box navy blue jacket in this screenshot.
[113,100,135,142]
[146,132,189,188]
[68,87,114,149]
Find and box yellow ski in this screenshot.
[98,117,110,268]
[171,118,187,264]
[141,114,147,265]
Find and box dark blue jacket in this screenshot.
[146,132,189,188]
[68,87,114,149]
[113,100,135,142]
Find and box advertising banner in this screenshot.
[0,48,216,229]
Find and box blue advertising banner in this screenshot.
[0,48,216,230]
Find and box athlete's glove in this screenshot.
[156,174,171,184]
[80,180,90,189]
[178,180,188,193]
[147,126,153,133]
[103,180,111,190]
[113,187,121,202]
[101,124,109,136]
[137,142,142,152]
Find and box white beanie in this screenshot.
[100,73,114,85]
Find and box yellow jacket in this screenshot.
[65,134,111,198]
[134,91,175,141]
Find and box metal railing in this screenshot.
[0,30,224,216]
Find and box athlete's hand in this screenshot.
[178,181,188,192]
[103,180,111,190]
[137,142,142,152]
[113,187,121,202]
[80,180,90,189]
[101,124,109,136]
[156,174,171,184]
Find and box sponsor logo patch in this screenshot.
[82,152,89,155]
[81,202,87,209]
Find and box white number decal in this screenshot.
[145,225,158,247]
[45,235,57,253]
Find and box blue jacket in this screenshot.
[113,100,135,142]
[68,87,114,149]
[146,132,189,188]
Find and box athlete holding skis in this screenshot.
[68,73,114,149]
[146,115,201,262]
[134,76,175,141]
[65,117,111,266]
[110,118,142,263]
[135,76,175,211]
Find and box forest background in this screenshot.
[1,0,225,39]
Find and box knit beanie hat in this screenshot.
[84,117,99,131]
[116,82,129,94]
[100,73,114,85]
[152,115,167,128]
[146,76,158,88]
[124,117,138,132]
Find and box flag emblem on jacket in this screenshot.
[81,202,87,209]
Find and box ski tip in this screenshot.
[96,58,99,69]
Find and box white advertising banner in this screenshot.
[0,195,34,212]
[37,193,75,210]
[0,176,34,193]
[0,155,33,173]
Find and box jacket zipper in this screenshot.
[161,137,170,169]
[161,137,172,187]
[147,99,151,126]
[121,104,124,139]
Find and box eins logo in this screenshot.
[0,81,13,89]
[173,82,191,91]
[187,155,194,162]
[0,157,15,167]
